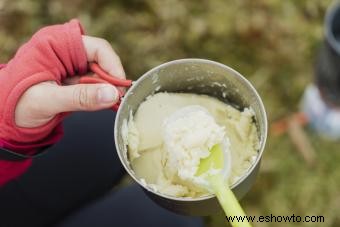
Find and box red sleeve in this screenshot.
[0,19,88,186]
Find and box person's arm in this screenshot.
[0,19,125,186]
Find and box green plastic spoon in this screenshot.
[196,144,252,227]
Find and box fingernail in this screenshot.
[97,85,117,103]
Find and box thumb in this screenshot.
[51,83,119,113]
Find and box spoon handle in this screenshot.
[209,174,252,227]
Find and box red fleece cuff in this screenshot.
[0,159,32,186]
[0,19,87,147]
[0,123,63,154]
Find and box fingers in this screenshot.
[15,36,126,128]
[52,83,119,113]
[82,35,126,79]
[15,81,119,128]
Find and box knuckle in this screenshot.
[98,38,111,49]
[74,86,91,109]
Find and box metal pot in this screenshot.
[114,59,267,216]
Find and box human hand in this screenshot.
[15,36,126,128]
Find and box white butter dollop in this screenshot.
[162,105,226,186]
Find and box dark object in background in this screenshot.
[316,3,340,107]
[301,2,340,140]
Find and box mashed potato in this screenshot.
[124,92,259,198]
[163,105,228,189]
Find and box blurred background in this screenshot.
[1,0,339,226]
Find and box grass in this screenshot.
[1,0,339,226]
